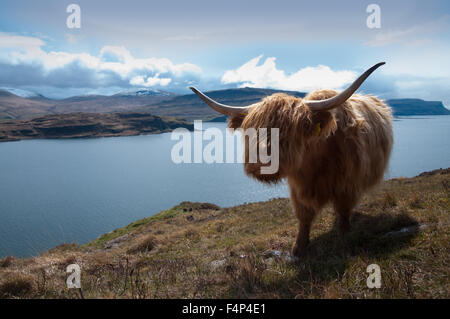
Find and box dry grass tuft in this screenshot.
[382,192,397,208]
[409,193,424,209]
[0,272,35,298]
[127,235,158,254]
[0,256,14,268]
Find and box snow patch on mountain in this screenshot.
[116,88,175,97]
[0,88,42,98]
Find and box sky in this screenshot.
[0,0,449,106]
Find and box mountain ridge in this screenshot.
[0,88,449,121]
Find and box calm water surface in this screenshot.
[0,116,449,257]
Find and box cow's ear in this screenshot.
[310,110,337,138]
[228,115,245,129]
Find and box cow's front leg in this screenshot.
[290,191,317,257]
[333,193,359,236]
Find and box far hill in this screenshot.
[0,89,54,119]
[0,112,193,142]
[142,88,306,121]
[141,88,450,121]
[1,88,449,121]
[387,99,450,116]
[49,94,173,115]
[0,89,175,120]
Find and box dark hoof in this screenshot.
[338,220,351,236]
[291,241,309,258]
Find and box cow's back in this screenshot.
[289,94,393,209]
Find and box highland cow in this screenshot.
[190,62,393,257]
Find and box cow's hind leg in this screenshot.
[290,191,317,257]
[333,193,360,235]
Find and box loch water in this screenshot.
[0,116,449,257]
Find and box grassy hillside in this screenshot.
[0,168,448,299]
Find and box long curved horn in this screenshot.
[305,62,385,112]
[189,87,251,116]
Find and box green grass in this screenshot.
[84,203,192,249]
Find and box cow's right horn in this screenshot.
[305,62,385,112]
[189,87,251,116]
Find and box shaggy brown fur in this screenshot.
[228,90,393,257]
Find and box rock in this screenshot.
[281,254,298,263]
[383,224,428,238]
[210,259,227,269]
[186,215,195,222]
[262,250,282,258]
[262,250,298,263]
[104,234,129,249]
[265,257,274,265]
[199,203,220,210]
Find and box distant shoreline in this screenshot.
[207,114,450,123]
[0,112,194,143]
[1,112,448,143]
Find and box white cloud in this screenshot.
[0,32,201,88]
[0,32,45,50]
[100,46,132,63]
[129,74,172,87]
[221,55,357,92]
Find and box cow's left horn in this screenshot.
[189,87,251,116]
[305,62,385,112]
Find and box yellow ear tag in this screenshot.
[313,123,321,136]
